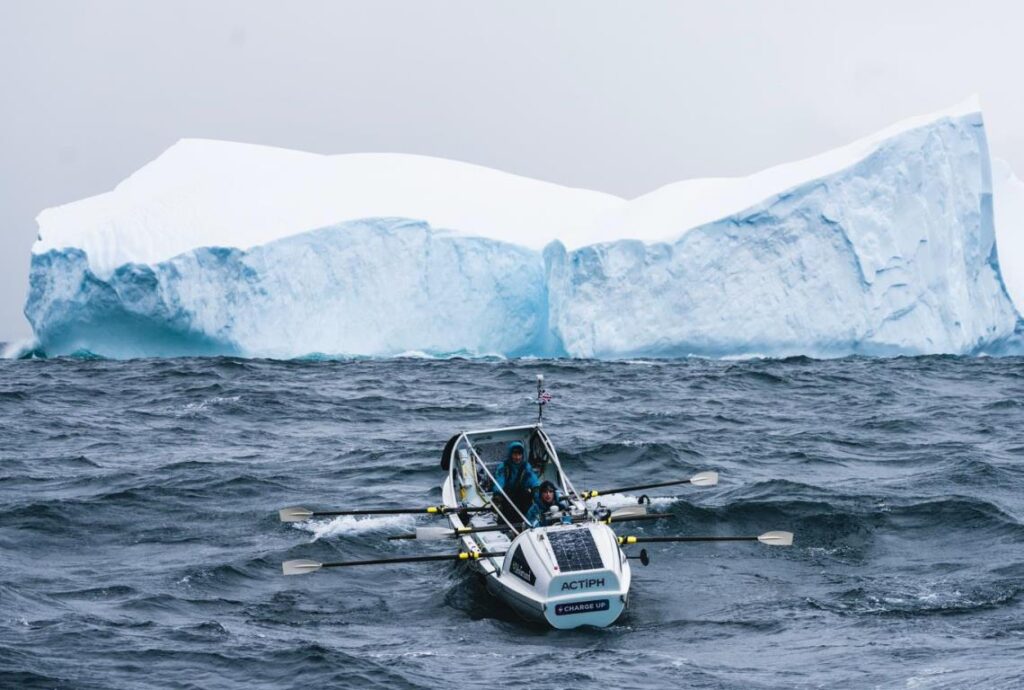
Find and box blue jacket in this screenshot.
[526,489,563,526]
[494,442,540,495]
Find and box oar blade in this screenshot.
[282,559,323,575]
[757,531,794,546]
[415,526,456,540]
[610,505,648,519]
[690,471,719,487]
[279,506,314,523]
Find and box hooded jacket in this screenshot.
[526,481,563,526]
[494,441,540,496]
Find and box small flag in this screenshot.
[538,391,552,404]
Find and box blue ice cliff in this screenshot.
[23,100,1024,358]
[27,221,550,358]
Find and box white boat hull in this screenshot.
[466,521,631,629]
[441,425,631,629]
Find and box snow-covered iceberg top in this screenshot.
[32,143,623,277]
[24,97,1023,359]
[589,97,991,242]
[35,99,987,271]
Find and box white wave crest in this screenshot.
[179,396,242,415]
[586,493,678,510]
[1,338,39,359]
[292,514,415,542]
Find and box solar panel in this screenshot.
[547,528,604,572]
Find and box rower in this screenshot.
[526,480,564,527]
[493,441,539,521]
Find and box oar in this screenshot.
[599,512,671,525]
[387,510,672,541]
[617,530,793,546]
[600,505,648,520]
[282,549,507,575]
[580,471,719,499]
[388,525,507,541]
[279,504,491,522]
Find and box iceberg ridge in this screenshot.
[546,112,1019,357]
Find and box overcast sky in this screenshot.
[2,0,1022,341]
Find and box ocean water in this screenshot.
[1,356,1022,689]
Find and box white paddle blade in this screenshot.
[758,531,794,546]
[610,505,648,519]
[415,526,456,540]
[279,507,314,523]
[282,559,323,575]
[690,471,719,487]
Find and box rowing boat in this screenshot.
[440,422,632,628]
[279,375,792,629]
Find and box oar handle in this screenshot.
[387,512,672,540]
[582,478,694,498]
[314,505,490,517]
[603,513,672,525]
[581,471,718,499]
[387,523,516,541]
[619,535,757,544]
[321,550,506,568]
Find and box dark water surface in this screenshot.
[1,356,1023,689]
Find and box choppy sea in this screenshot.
[1,355,1023,689]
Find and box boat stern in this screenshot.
[544,569,628,629]
[499,522,631,629]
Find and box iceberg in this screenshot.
[547,107,1019,357]
[27,220,549,358]
[24,99,1023,359]
[993,158,1024,315]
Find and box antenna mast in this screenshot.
[536,374,548,425]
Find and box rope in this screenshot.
[536,429,583,503]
